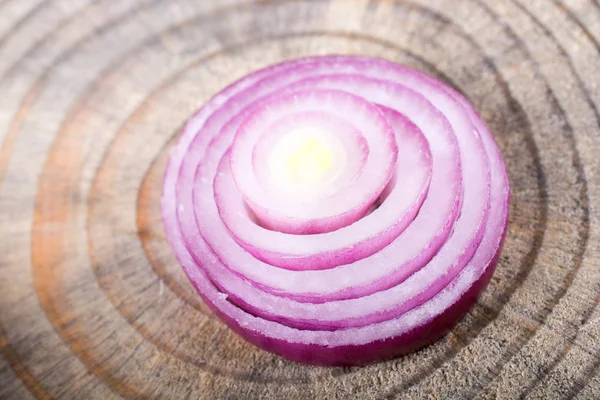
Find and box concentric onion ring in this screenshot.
[162,55,510,366]
[229,88,398,235]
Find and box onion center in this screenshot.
[268,127,346,195]
[230,88,397,234]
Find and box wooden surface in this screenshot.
[0,0,599,398]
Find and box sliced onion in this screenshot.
[162,55,510,365]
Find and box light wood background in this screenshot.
[0,0,598,398]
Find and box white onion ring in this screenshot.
[162,55,510,365]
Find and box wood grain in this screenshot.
[0,0,599,398]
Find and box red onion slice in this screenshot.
[162,55,510,365]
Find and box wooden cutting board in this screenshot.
[0,0,598,398]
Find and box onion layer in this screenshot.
[162,55,510,366]
[230,88,398,235]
